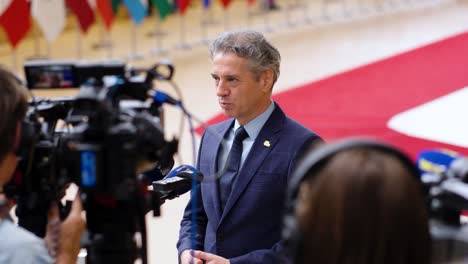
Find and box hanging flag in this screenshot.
[247,0,255,6]
[152,0,171,20]
[177,0,190,15]
[220,0,231,9]
[142,0,149,8]
[87,0,96,9]
[122,0,147,24]
[31,0,66,43]
[0,0,31,48]
[111,0,119,14]
[202,0,210,9]
[0,0,13,15]
[66,0,95,33]
[96,0,114,30]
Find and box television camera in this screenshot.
[4,59,183,264]
[417,150,468,262]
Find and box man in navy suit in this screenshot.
[177,30,322,264]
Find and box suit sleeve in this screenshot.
[177,132,208,257]
[229,241,291,264]
[229,134,323,264]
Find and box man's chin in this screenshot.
[221,110,235,119]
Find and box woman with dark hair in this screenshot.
[294,146,431,264]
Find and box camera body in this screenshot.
[418,151,468,262]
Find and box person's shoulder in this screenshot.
[284,117,318,137]
[271,103,321,140]
[209,119,232,129]
[202,119,233,137]
[0,220,43,247]
[0,221,52,263]
[0,221,47,249]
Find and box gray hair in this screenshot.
[209,29,281,88]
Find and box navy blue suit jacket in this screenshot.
[177,103,321,263]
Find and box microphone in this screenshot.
[142,167,164,183]
[417,150,468,262]
[447,158,468,182]
[416,149,468,209]
[152,165,203,201]
[416,149,461,183]
[148,90,180,106]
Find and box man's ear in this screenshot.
[260,69,274,92]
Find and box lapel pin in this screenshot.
[264,140,271,147]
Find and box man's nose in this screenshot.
[216,81,229,97]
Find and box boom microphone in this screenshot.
[152,165,203,202]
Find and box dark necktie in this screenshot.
[219,126,248,210]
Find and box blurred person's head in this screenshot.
[209,30,280,125]
[283,138,431,264]
[0,66,28,188]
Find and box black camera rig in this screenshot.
[418,152,468,262]
[5,60,180,264]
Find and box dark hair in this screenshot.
[0,66,28,162]
[209,29,281,87]
[296,148,431,264]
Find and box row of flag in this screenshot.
[0,0,254,49]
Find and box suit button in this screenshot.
[217,233,223,241]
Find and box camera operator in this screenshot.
[0,66,85,264]
[283,139,431,264]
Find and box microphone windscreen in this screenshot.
[165,164,199,180]
[416,149,461,175]
[143,167,164,182]
[163,165,196,196]
[152,90,179,106]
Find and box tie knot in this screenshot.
[234,126,248,142]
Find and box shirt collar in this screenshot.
[233,101,275,140]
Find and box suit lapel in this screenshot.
[203,120,233,224]
[219,105,285,225]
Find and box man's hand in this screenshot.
[58,193,85,263]
[192,250,230,264]
[45,202,61,258]
[46,193,86,264]
[180,249,203,264]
